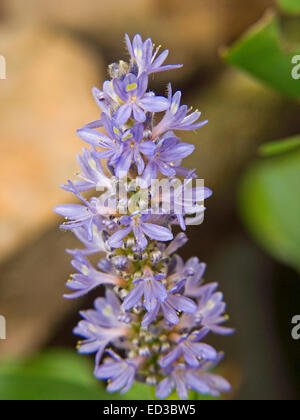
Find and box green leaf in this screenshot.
[0,373,106,400]
[278,0,300,15]
[0,349,115,400]
[259,135,300,157]
[0,349,97,388]
[238,149,300,273]
[224,12,300,98]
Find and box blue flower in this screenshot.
[122,271,168,312]
[141,134,195,186]
[77,115,124,168]
[61,147,112,193]
[156,354,231,400]
[55,33,233,400]
[64,254,124,299]
[54,191,103,241]
[184,283,235,336]
[95,350,138,394]
[92,81,120,116]
[108,213,173,250]
[74,290,129,364]
[153,85,208,138]
[114,123,155,178]
[159,328,217,368]
[125,33,183,76]
[113,72,169,125]
[66,222,107,256]
[141,281,197,327]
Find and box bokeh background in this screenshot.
[0,0,299,400]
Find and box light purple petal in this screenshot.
[141,223,173,242]
[139,141,156,156]
[133,104,146,123]
[54,204,87,219]
[115,104,132,125]
[122,283,144,311]
[77,128,103,147]
[139,96,169,112]
[159,346,181,368]
[108,226,132,249]
[142,303,160,327]
[161,301,179,325]
[185,372,211,394]
[156,377,174,399]
[168,295,197,314]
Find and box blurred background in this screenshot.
[0,0,299,400]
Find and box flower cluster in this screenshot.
[54,34,233,400]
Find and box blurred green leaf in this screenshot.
[224,12,300,98]
[0,373,106,400]
[278,0,300,14]
[259,135,300,157]
[0,349,97,387]
[0,349,114,400]
[239,149,300,273]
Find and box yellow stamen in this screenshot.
[126,83,138,92]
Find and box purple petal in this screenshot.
[154,64,183,73]
[161,142,195,161]
[185,372,211,394]
[54,204,87,219]
[159,346,182,368]
[156,377,174,399]
[142,303,160,327]
[122,282,144,311]
[134,151,145,175]
[151,49,169,69]
[115,149,133,178]
[133,104,146,123]
[161,301,179,325]
[168,295,197,314]
[139,96,169,112]
[108,226,132,249]
[95,361,122,379]
[139,141,156,156]
[201,373,231,393]
[141,161,158,186]
[82,120,103,129]
[125,33,134,57]
[137,72,148,97]
[113,78,128,102]
[115,104,132,125]
[107,369,131,393]
[77,128,103,147]
[173,372,189,400]
[133,224,148,249]
[190,342,217,361]
[141,223,173,242]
